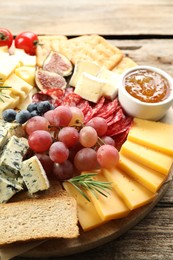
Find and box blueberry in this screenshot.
[30,110,39,117]
[16,110,31,124]
[27,103,38,112]
[2,109,17,122]
[37,101,52,114]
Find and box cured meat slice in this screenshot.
[62,92,82,107]
[96,98,119,118]
[106,116,133,137]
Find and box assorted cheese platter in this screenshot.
[0,31,173,258]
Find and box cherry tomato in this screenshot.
[0,28,13,48]
[14,31,38,55]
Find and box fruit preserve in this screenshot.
[124,69,170,103]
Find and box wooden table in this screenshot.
[1,0,173,259]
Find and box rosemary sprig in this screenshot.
[0,85,12,102]
[67,173,112,202]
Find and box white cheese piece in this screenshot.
[17,87,38,110]
[15,66,36,86]
[0,120,25,140]
[0,90,20,116]
[70,61,101,87]
[0,128,8,149]
[0,136,29,175]
[0,55,19,82]
[3,73,33,101]
[14,49,36,67]
[0,176,23,203]
[20,156,50,194]
[74,72,105,103]
[96,68,120,100]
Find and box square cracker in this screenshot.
[59,35,123,70]
[113,56,137,74]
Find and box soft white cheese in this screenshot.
[0,176,23,203]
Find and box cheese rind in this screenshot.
[63,182,104,231]
[119,153,167,193]
[128,118,173,156]
[70,60,101,87]
[121,140,173,175]
[74,72,105,103]
[20,156,50,194]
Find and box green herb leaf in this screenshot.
[66,173,112,202]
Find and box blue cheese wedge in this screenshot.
[0,176,23,203]
[20,156,50,194]
[0,136,29,175]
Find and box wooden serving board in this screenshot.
[22,109,173,258]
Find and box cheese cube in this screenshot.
[128,118,173,156]
[0,177,23,203]
[15,66,36,86]
[17,87,38,110]
[0,136,29,175]
[20,156,50,194]
[96,68,120,100]
[63,182,104,231]
[103,167,156,210]
[0,55,19,82]
[3,73,33,101]
[119,153,167,193]
[14,48,36,67]
[70,61,101,87]
[121,140,173,175]
[87,172,130,221]
[74,72,104,103]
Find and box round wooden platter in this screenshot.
[23,171,172,258]
[23,109,173,258]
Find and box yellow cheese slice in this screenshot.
[3,73,33,101]
[119,153,167,193]
[87,172,130,221]
[0,90,20,115]
[63,182,104,231]
[121,140,173,175]
[128,118,173,156]
[103,167,156,210]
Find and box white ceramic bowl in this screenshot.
[118,65,173,121]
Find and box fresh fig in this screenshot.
[43,51,73,77]
[35,69,67,90]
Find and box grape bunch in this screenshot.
[3,101,119,181]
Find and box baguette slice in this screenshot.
[0,195,79,246]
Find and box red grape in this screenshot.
[36,153,54,179]
[79,126,98,147]
[52,160,74,181]
[49,141,69,163]
[86,117,108,136]
[68,106,84,126]
[74,147,98,171]
[97,144,119,168]
[101,136,115,146]
[25,116,49,135]
[52,106,72,127]
[28,130,52,153]
[58,127,79,147]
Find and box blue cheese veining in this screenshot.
[20,156,50,194]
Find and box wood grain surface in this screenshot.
[1,0,173,36]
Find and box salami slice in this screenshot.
[77,100,90,116]
[84,106,94,123]
[107,107,124,126]
[62,92,82,106]
[106,116,133,137]
[96,98,119,118]
[113,130,130,150]
[32,93,52,103]
[92,96,105,116]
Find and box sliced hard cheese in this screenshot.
[74,72,104,103]
[119,153,167,193]
[63,182,104,231]
[20,156,50,194]
[14,48,36,67]
[96,68,120,100]
[128,118,173,156]
[70,60,100,87]
[121,140,173,175]
[103,168,156,210]
[87,172,130,221]
[0,90,20,115]
[3,73,33,101]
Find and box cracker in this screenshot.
[36,35,68,67]
[113,56,137,74]
[59,35,123,70]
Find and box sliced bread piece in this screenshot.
[0,195,79,246]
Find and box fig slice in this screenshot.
[35,69,67,90]
[43,51,73,77]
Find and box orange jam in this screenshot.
[124,69,170,103]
